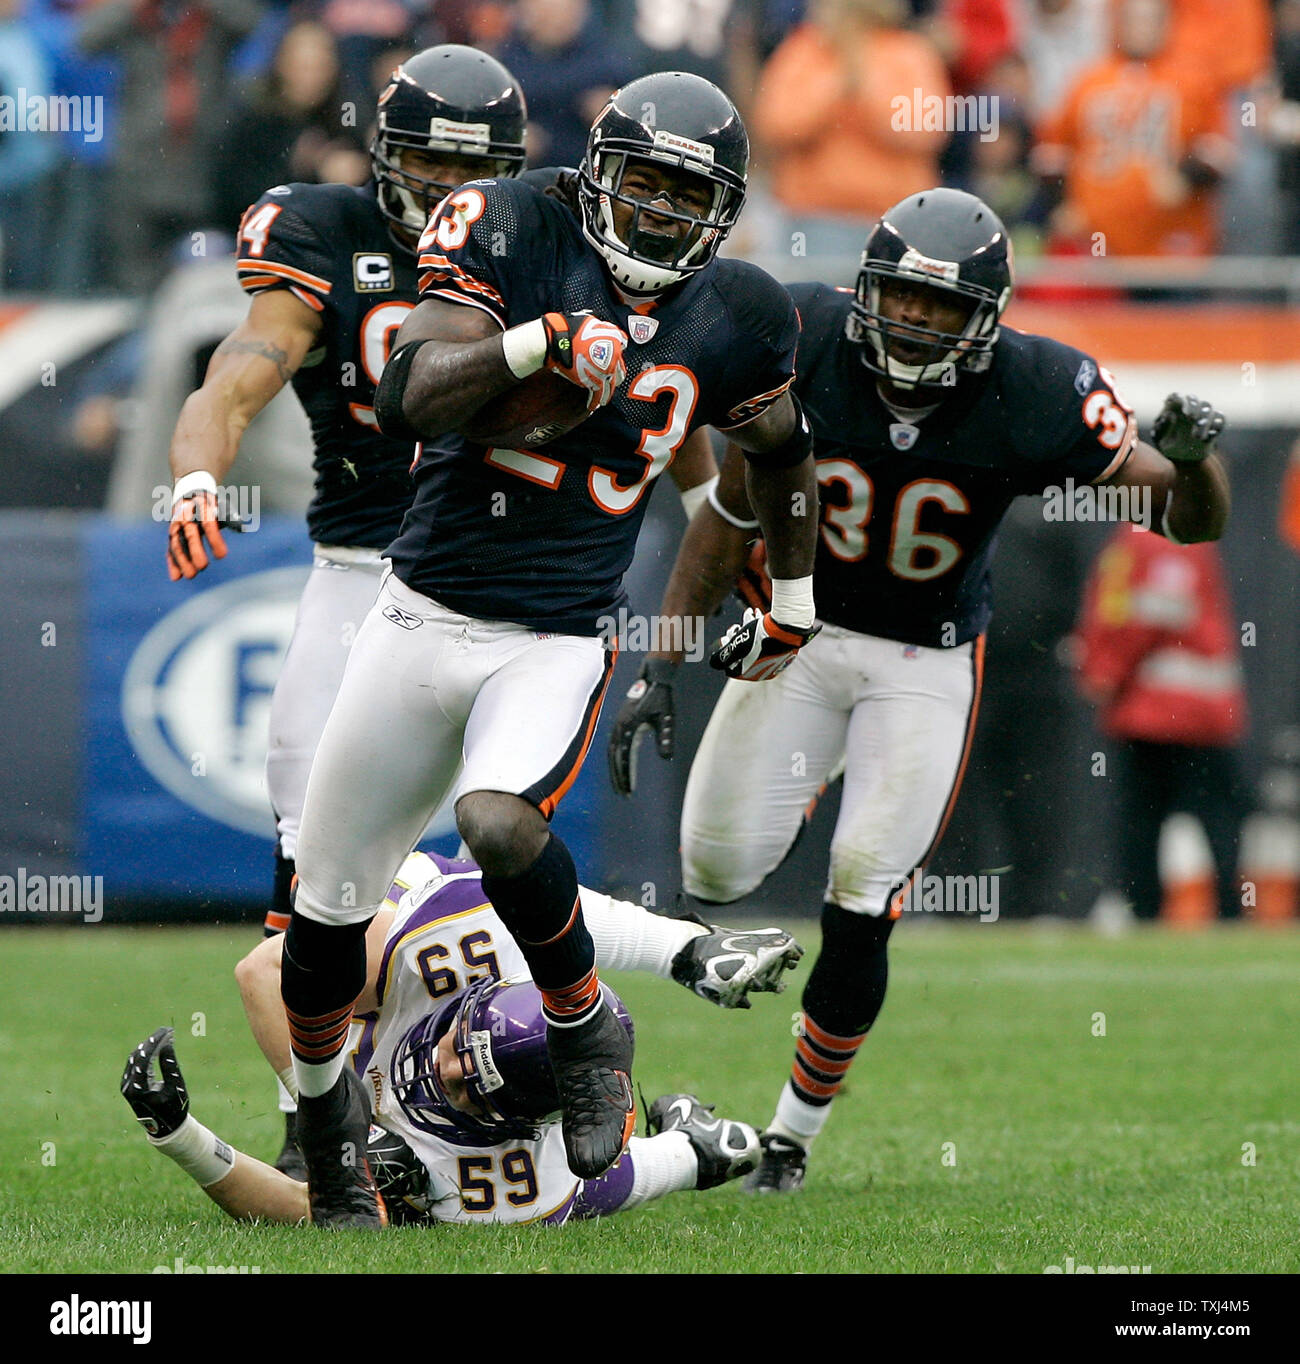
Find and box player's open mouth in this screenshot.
[889,338,932,363]
[629,228,681,262]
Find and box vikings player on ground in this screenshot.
[608,188,1229,1192]
[122,853,801,1225]
[281,72,821,1222]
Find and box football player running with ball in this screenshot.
[161,47,530,1170]
[282,72,821,1224]
[608,188,1229,1192]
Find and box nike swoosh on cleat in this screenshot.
[668,1099,722,1132]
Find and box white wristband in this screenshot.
[707,479,760,530]
[680,476,716,522]
[501,317,548,379]
[278,1066,300,1103]
[171,470,218,510]
[150,1114,237,1187]
[770,575,815,630]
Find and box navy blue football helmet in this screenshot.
[371,45,527,235]
[847,188,1014,389]
[578,71,748,295]
[390,978,634,1147]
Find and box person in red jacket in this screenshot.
[1075,522,1247,919]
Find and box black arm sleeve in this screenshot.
[740,394,813,471]
[373,339,430,442]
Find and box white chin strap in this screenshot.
[389,181,430,233]
[594,236,687,294]
[868,335,958,388]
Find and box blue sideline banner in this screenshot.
[77,516,607,905]
[85,517,315,900]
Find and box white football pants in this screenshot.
[294,569,615,927]
[681,624,984,916]
[266,546,386,862]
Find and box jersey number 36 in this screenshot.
[818,461,970,582]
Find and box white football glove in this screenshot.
[709,608,821,682]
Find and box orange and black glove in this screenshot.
[540,311,628,412]
[166,473,228,581]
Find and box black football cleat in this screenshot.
[297,1069,388,1229]
[671,925,804,1009]
[274,1110,308,1183]
[647,1093,761,1190]
[121,1027,190,1139]
[743,1133,808,1195]
[547,1004,636,1179]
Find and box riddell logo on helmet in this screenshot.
[468,1031,504,1092]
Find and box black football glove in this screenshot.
[121,1026,190,1139]
[607,658,678,796]
[1152,393,1225,464]
[710,609,821,682]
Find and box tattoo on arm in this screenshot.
[214,337,294,385]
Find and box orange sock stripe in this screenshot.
[287,1015,353,1047]
[290,1020,354,1058]
[542,969,601,1017]
[284,1001,355,1030]
[520,895,581,948]
[288,1013,353,1045]
[796,1037,856,1075]
[801,1013,868,1054]
[790,1063,841,1100]
[291,1037,353,1061]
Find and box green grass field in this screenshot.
[2,920,1297,1275]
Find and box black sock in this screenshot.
[264,848,295,938]
[281,911,369,1066]
[481,835,599,1024]
[802,902,894,1037]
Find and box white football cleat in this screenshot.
[671,926,804,1008]
[647,1093,761,1189]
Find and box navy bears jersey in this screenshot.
[789,283,1137,647]
[386,176,799,635]
[236,183,419,549]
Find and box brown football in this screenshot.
[461,368,592,448]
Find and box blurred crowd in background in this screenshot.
[1,0,1298,297]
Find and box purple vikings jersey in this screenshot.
[789,283,1137,647]
[350,851,580,1226]
[236,182,419,548]
[386,176,799,635]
